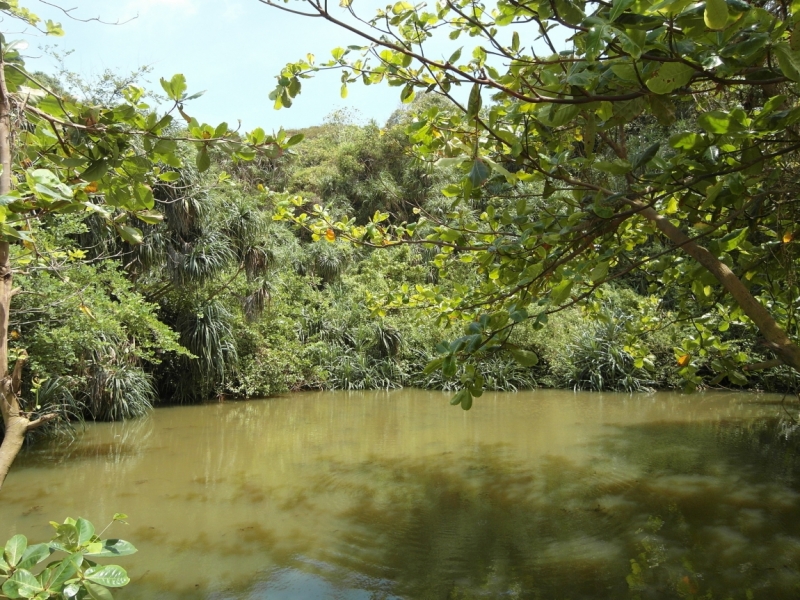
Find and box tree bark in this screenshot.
[629,199,800,372]
[0,39,56,492]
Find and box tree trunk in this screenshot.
[0,40,55,492]
[629,199,800,372]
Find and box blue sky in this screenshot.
[16,0,567,133]
[16,0,440,131]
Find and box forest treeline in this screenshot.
[9,88,795,427]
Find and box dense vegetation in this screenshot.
[1,0,800,487]
[7,99,794,436]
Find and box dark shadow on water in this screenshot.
[246,418,800,600]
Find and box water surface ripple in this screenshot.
[1,389,799,599]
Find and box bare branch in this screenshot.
[36,1,137,25]
[25,412,58,430]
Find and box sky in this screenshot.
[10,0,465,132]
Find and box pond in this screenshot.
[1,389,800,599]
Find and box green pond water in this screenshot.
[2,389,800,599]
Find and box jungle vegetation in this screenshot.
[1,0,800,488]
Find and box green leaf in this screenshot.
[16,544,51,570]
[510,348,539,367]
[450,388,470,406]
[590,261,610,283]
[39,554,80,590]
[84,565,130,588]
[467,83,482,120]
[285,133,304,147]
[442,354,456,378]
[669,131,703,150]
[81,160,108,182]
[86,540,136,558]
[4,535,26,568]
[704,0,729,30]
[116,225,143,246]
[646,62,695,94]
[467,159,490,187]
[422,357,444,375]
[400,84,414,104]
[157,171,181,182]
[160,73,187,101]
[609,0,635,21]
[549,279,574,305]
[135,210,164,225]
[773,43,800,82]
[718,227,748,252]
[1,569,42,599]
[593,159,632,175]
[698,110,742,134]
[631,142,660,170]
[196,147,211,172]
[83,581,114,600]
[75,518,95,546]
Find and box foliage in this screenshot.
[0,1,303,488]
[269,0,800,405]
[0,515,135,599]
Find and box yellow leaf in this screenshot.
[79,304,95,319]
[677,354,690,367]
[325,228,336,242]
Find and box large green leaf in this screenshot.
[196,147,211,172]
[4,535,26,568]
[83,581,114,600]
[450,388,470,407]
[75,518,95,547]
[80,160,108,182]
[84,565,130,588]
[646,62,695,94]
[116,225,143,246]
[84,539,137,558]
[39,554,80,590]
[704,0,729,29]
[467,159,490,187]
[698,111,743,134]
[774,43,800,82]
[1,569,42,599]
[718,228,748,252]
[16,544,51,570]
[549,280,574,306]
[466,83,482,119]
[510,348,539,367]
[593,159,632,175]
[52,524,78,553]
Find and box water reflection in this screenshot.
[0,390,799,599]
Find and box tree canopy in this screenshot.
[0,1,304,489]
[267,0,800,403]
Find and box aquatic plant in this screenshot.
[568,315,655,393]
